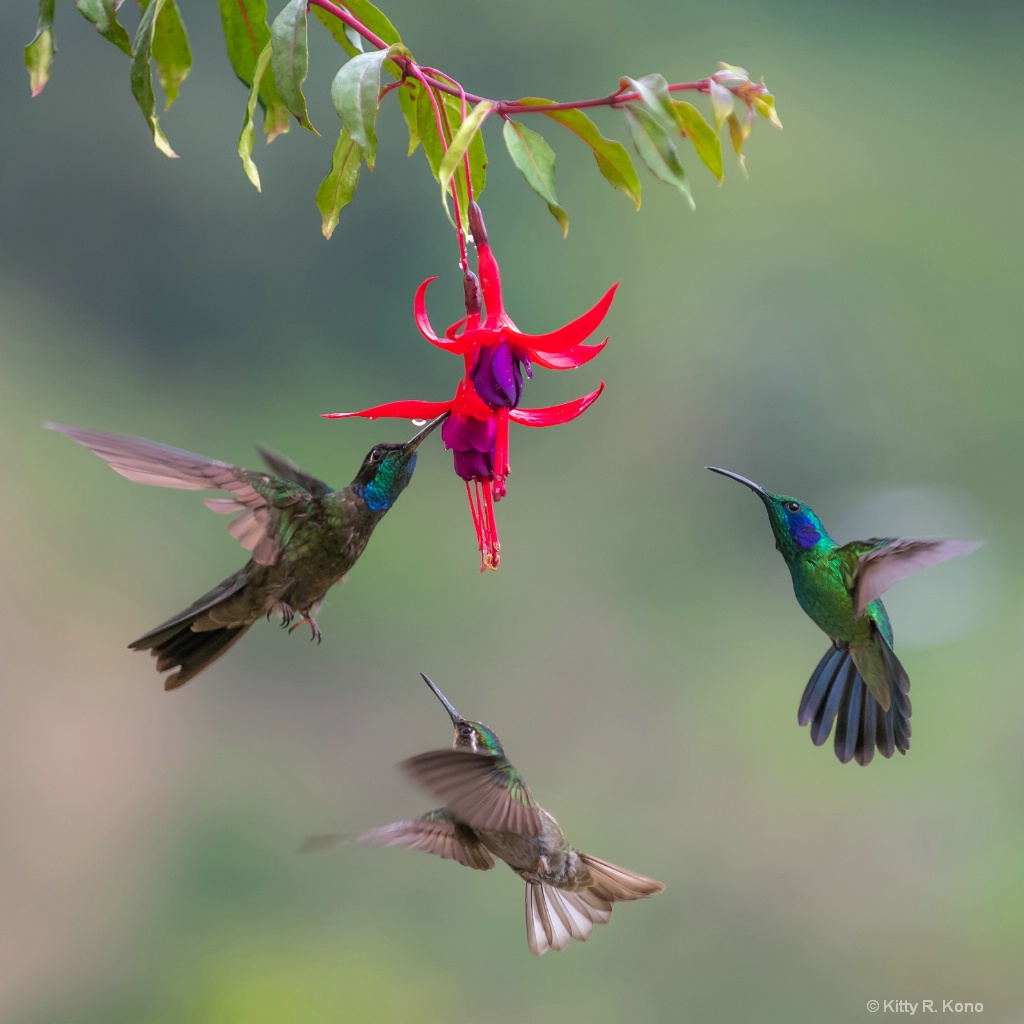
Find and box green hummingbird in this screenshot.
[350,673,665,955]
[47,416,446,689]
[707,467,982,765]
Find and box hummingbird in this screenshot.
[46,416,446,689]
[707,467,982,765]
[349,673,665,955]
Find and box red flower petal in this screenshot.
[512,283,618,355]
[508,381,605,426]
[530,338,608,371]
[322,398,453,421]
[476,241,504,321]
[415,278,474,354]
[413,277,440,340]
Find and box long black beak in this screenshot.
[420,672,462,725]
[706,466,771,499]
[404,412,449,452]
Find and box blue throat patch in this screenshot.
[361,453,416,512]
[789,513,822,550]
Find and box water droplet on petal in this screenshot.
[411,418,427,427]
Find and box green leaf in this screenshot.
[312,0,401,57]
[516,99,641,210]
[398,79,420,155]
[502,118,568,236]
[270,0,317,133]
[75,0,133,57]
[623,104,693,209]
[316,127,363,238]
[25,0,55,97]
[238,41,273,190]
[150,0,191,109]
[416,87,487,221]
[621,73,676,131]
[217,0,290,141]
[330,50,388,170]
[439,100,493,215]
[130,0,178,157]
[672,100,722,183]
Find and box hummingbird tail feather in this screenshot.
[525,882,609,955]
[578,854,667,903]
[524,857,664,955]
[799,644,911,765]
[129,570,256,688]
[132,619,252,690]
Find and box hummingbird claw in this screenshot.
[277,603,296,629]
[286,611,322,643]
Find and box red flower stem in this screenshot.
[308,0,389,50]
[308,1,713,121]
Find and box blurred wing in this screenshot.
[48,423,310,566]
[401,749,542,836]
[257,447,331,499]
[355,810,495,870]
[846,537,983,618]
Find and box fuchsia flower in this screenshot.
[324,203,614,571]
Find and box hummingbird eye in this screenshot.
[368,447,385,464]
[784,501,801,513]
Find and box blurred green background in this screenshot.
[4,1,1022,1021]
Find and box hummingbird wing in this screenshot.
[841,537,982,619]
[257,447,331,499]
[401,749,543,836]
[355,809,496,870]
[48,423,315,566]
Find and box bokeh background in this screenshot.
[3,1,1022,1021]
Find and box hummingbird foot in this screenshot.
[276,603,296,629]
[287,611,322,643]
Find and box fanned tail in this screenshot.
[129,570,253,690]
[524,855,664,956]
[798,643,911,765]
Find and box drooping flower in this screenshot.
[324,378,604,571]
[412,202,616,499]
[325,202,614,570]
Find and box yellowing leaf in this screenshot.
[238,41,274,190]
[25,0,55,97]
[672,100,722,183]
[316,127,363,238]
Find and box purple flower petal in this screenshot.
[453,447,494,481]
[464,414,497,452]
[470,342,524,408]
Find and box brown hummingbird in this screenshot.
[46,416,445,688]
[349,673,665,955]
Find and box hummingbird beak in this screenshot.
[404,412,449,452]
[706,466,772,500]
[419,672,462,725]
